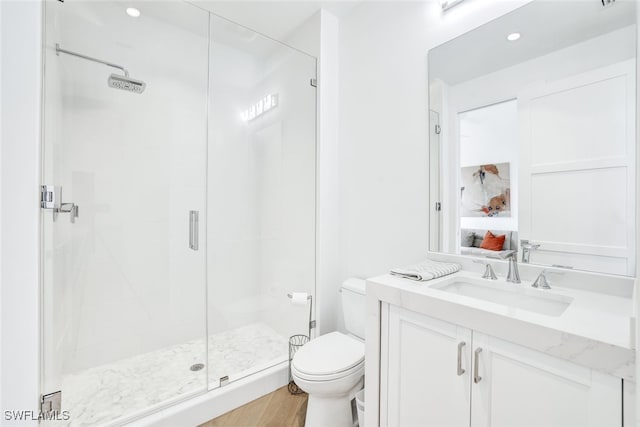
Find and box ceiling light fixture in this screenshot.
[507,32,521,42]
[126,7,141,18]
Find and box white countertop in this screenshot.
[366,268,636,381]
[368,270,634,349]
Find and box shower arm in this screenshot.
[55,43,130,77]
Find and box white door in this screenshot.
[385,305,472,427]
[471,333,621,427]
[518,60,636,275]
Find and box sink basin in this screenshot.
[431,279,573,316]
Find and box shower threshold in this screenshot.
[58,323,289,427]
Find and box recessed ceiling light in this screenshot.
[126,7,141,18]
[507,32,521,42]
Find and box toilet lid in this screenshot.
[292,332,364,376]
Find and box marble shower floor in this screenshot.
[57,323,289,427]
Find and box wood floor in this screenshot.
[199,386,308,427]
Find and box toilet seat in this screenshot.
[292,359,364,382]
[291,331,364,381]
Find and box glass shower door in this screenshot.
[41,1,210,424]
[206,14,317,388]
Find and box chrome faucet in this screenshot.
[506,253,521,284]
[521,240,540,263]
[473,260,497,280]
[532,270,552,289]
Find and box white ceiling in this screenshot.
[115,0,360,59]
[192,0,361,41]
[429,0,637,85]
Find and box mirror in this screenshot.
[428,0,637,276]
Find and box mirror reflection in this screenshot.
[428,0,637,276]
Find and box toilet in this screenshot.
[291,278,366,427]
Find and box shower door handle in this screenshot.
[189,210,199,251]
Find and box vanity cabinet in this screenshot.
[470,332,620,427]
[385,305,472,426]
[383,305,622,427]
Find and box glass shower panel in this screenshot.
[41,1,210,424]
[206,15,317,388]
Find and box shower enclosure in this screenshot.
[41,1,316,425]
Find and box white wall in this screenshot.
[337,0,534,289]
[340,1,428,281]
[0,1,41,424]
[316,11,341,335]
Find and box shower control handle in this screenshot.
[41,185,78,223]
[59,203,79,224]
[189,210,199,251]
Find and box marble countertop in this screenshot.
[367,269,636,380]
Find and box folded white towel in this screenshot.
[390,259,461,281]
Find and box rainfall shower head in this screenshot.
[55,43,146,94]
[108,73,146,94]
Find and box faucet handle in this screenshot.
[521,240,541,250]
[483,264,498,280]
[473,260,498,280]
[520,241,540,263]
[506,252,521,284]
[532,269,553,289]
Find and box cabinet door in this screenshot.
[385,305,472,427]
[471,333,621,427]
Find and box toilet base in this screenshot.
[304,378,364,427]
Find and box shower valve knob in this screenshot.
[59,203,79,223]
[41,185,78,223]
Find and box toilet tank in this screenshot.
[341,278,367,340]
